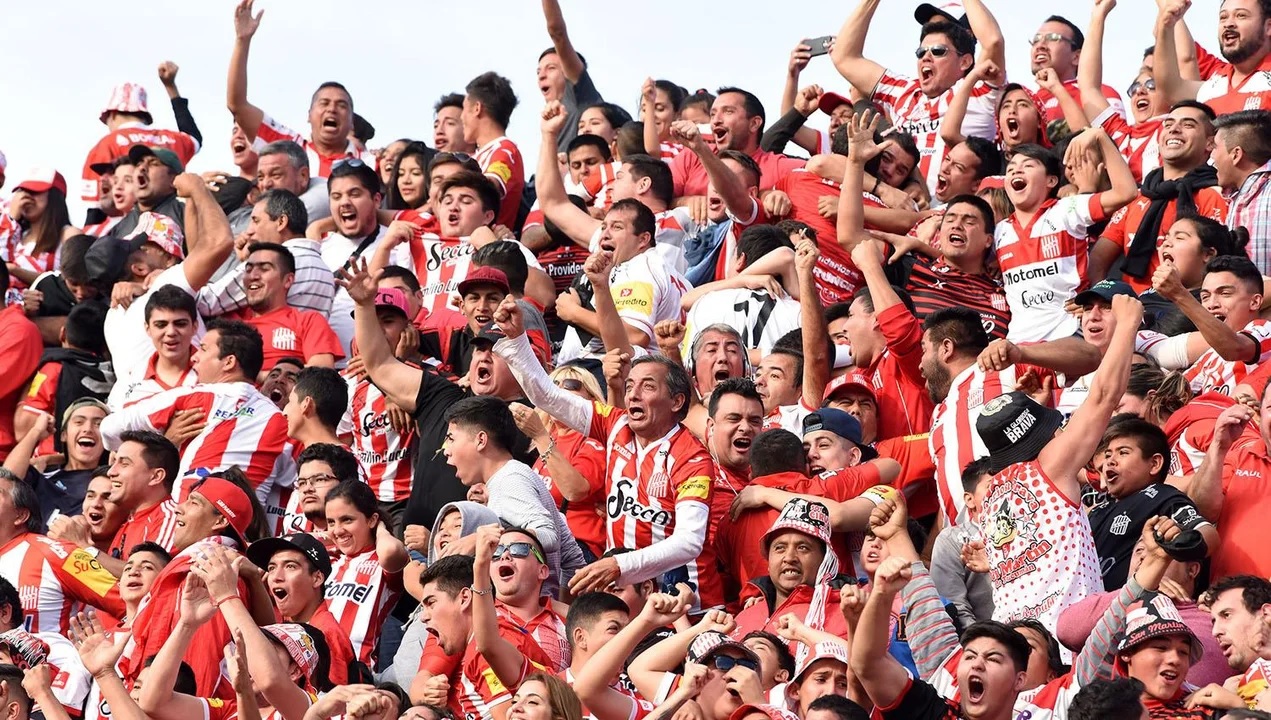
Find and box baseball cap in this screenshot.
[792,641,850,683]
[0,629,49,670]
[975,392,1064,474]
[247,532,332,579]
[817,92,853,115]
[100,82,152,125]
[688,631,761,666]
[127,145,184,174]
[61,399,110,431]
[1073,280,1138,307]
[471,321,508,347]
[762,498,832,554]
[260,623,320,682]
[89,154,138,178]
[192,478,253,546]
[728,705,801,720]
[1115,592,1203,669]
[127,212,185,260]
[823,370,877,405]
[915,2,970,27]
[15,169,68,195]
[457,266,510,297]
[802,408,878,461]
[372,287,410,319]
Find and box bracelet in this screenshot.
[872,177,882,195]
[471,585,492,596]
[540,439,557,463]
[212,594,239,609]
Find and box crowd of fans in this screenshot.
[4,0,1271,719]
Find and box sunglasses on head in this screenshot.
[915,44,952,59]
[555,378,584,391]
[1127,78,1157,96]
[334,158,366,170]
[709,655,758,673]
[494,542,545,563]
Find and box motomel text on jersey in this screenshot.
[1002,263,1059,285]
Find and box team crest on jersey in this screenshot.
[273,327,298,352]
[991,293,1008,312]
[1040,235,1061,260]
[981,394,1011,416]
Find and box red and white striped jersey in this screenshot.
[106,351,198,411]
[1035,79,1125,125]
[585,402,724,611]
[253,113,372,179]
[99,381,298,504]
[1184,319,1271,395]
[872,69,1001,193]
[981,460,1102,634]
[1097,108,1162,184]
[649,207,704,274]
[325,546,403,669]
[338,374,415,502]
[995,195,1105,343]
[1162,391,1261,476]
[109,499,179,558]
[929,364,1024,524]
[562,667,656,720]
[80,123,200,202]
[1196,55,1271,116]
[0,212,21,270]
[0,533,126,634]
[455,619,552,720]
[474,136,525,227]
[401,232,539,318]
[496,600,570,673]
[83,216,123,238]
[8,240,61,290]
[659,142,686,161]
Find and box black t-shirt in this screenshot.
[33,468,98,524]
[402,367,538,529]
[883,677,966,720]
[32,273,108,318]
[1089,482,1207,590]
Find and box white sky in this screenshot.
[0,0,1223,221]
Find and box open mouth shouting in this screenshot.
[919,63,936,83]
[1134,97,1151,113]
[627,401,648,423]
[965,673,986,705]
[1007,175,1029,193]
[1221,28,1241,48]
[945,230,968,249]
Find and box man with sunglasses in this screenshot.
[487,527,570,673]
[1029,15,1127,125]
[829,0,1005,194]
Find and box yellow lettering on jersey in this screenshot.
[901,433,929,442]
[677,475,711,501]
[26,373,47,398]
[595,401,615,418]
[481,667,507,695]
[612,282,654,316]
[207,699,225,709]
[861,485,899,505]
[487,162,513,185]
[64,549,115,597]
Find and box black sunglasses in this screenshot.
[555,378,584,391]
[334,157,366,170]
[710,655,758,673]
[494,542,545,563]
[915,44,952,59]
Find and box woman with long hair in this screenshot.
[324,480,409,671]
[508,673,583,720]
[385,141,434,211]
[5,171,80,288]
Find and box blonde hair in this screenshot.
[549,365,604,403]
[522,673,583,720]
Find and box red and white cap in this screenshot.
[792,641,850,683]
[260,623,319,681]
[192,478,252,545]
[130,212,185,259]
[728,705,801,720]
[100,83,152,125]
[15,169,67,195]
[823,370,878,404]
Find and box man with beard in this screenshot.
[1188,576,1271,712]
[103,145,187,240]
[226,0,371,177]
[247,531,356,685]
[922,308,1100,523]
[341,259,537,532]
[1089,101,1227,292]
[1167,0,1271,115]
[237,242,342,379]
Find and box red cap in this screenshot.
[728,705,800,720]
[823,370,877,404]
[457,266,510,296]
[193,478,253,545]
[15,169,67,195]
[817,92,853,115]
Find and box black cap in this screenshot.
[1073,280,1137,307]
[915,2,971,27]
[247,532,332,579]
[975,392,1064,474]
[471,321,508,346]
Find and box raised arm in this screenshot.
[849,557,916,709]
[337,259,424,413]
[175,174,235,290]
[671,120,755,221]
[226,0,265,140]
[796,239,830,406]
[375,519,409,573]
[829,0,887,97]
[642,79,666,153]
[159,62,203,146]
[941,59,999,147]
[541,0,585,83]
[1152,262,1262,363]
[136,575,218,720]
[1079,0,1116,117]
[1153,0,1204,104]
[1068,128,1138,215]
[1187,404,1249,521]
[471,526,532,689]
[573,591,689,719]
[962,0,1005,74]
[1037,68,1090,132]
[493,297,594,435]
[779,41,825,155]
[583,251,638,356]
[537,102,602,247]
[977,336,1103,377]
[1038,295,1142,502]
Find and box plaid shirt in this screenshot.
[1227,159,1271,274]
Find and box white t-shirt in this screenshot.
[681,287,801,358]
[559,249,688,363]
[320,226,410,358]
[104,264,207,384]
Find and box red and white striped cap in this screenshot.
[100,83,152,125]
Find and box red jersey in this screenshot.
[80,123,199,202]
[100,381,298,503]
[1162,392,1256,476]
[669,147,804,197]
[1099,110,1163,184]
[496,600,569,673]
[455,618,552,720]
[240,306,344,369]
[1196,53,1271,115]
[773,170,873,304]
[19,361,71,457]
[1184,319,1271,395]
[1101,189,1228,292]
[584,402,724,611]
[108,499,179,559]
[339,374,415,502]
[253,113,373,179]
[732,584,848,659]
[1214,434,1271,579]
[474,136,525,227]
[535,429,608,559]
[0,533,125,633]
[1035,79,1125,125]
[325,546,403,670]
[0,306,42,460]
[307,604,354,686]
[869,304,936,441]
[876,433,938,519]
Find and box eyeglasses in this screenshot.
[296,474,339,490]
[1127,78,1157,96]
[1030,32,1076,47]
[709,655,758,673]
[494,542,546,564]
[555,378,584,392]
[915,44,952,59]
